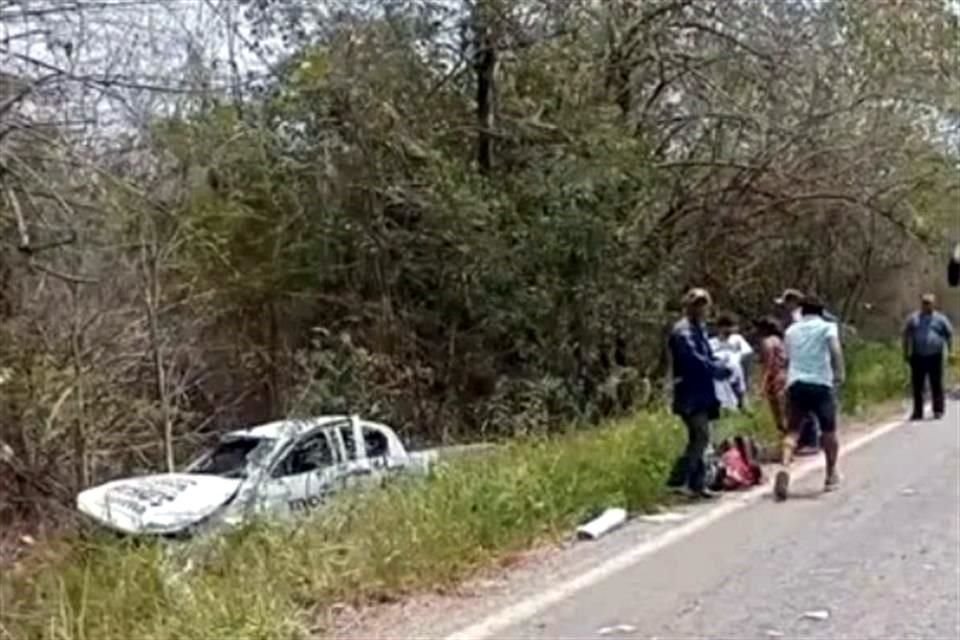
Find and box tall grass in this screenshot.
[0,342,908,640]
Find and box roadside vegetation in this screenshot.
[1,0,956,638]
[0,342,907,640]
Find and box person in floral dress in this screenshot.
[756,317,788,433]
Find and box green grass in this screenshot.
[0,342,908,640]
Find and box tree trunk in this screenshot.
[144,243,174,473]
[69,284,88,491]
[474,12,497,175]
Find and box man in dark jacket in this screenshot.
[666,288,732,499]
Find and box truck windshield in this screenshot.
[187,437,276,478]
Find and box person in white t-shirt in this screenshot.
[710,313,753,411]
[774,295,845,502]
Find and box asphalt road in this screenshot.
[487,403,960,640]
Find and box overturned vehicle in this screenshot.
[76,415,437,537]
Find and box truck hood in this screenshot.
[76,473,241,535]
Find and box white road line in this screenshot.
[443,414,912,640]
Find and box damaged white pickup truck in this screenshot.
[76,415,436,538]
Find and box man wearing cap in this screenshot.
[903,293,953,420]
[775,288,805,327]
[774,294,845,500]
[666,288,732,499]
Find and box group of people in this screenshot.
[666,285,953,502]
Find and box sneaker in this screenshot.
[910,413,924,421]
[773,470,790,502]
[693,488,720,500]
[668,485,694,498]
[824,472,841,492]
[933,413,944,420]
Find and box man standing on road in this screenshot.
[903,293,953,420]
[774,294,845,501]
[775,288,823,454]
[667,288,732,499]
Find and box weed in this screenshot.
[0,343,907,640]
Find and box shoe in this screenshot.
[773,470,790,501]
[693,488,720,500]
[933,413,944,420]
[668,485,695,498]
[910,414,923,421]
[824,472,841,492]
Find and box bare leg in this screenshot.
[781,431,798,468]
[822,430,839,478]
[774,430,797,501]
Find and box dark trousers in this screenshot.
[667,411,711,492]
[798,414,820,449]
[911,353,945,417]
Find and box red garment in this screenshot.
[720,445,762,490]
[761,335,788,431]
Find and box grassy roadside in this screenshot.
[0,342,909,640]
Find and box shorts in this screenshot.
[787,382,837,434]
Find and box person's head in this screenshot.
[921,292,936,314]
[755,316,784,338]
[683,287,712,322]
[715,312,738,338]
[800,293,825,317]
[775,288,804,312]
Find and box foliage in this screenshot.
[1,0,958,528]
[0,343,908,640]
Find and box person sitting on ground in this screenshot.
[775,294,845,501]
[666,288,732,500]
[756,316,788,433]
[710,313,753,411]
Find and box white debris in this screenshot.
[637,512,687,524]
[765,631,785,638]
[900,488,917,496]
[577,508,628,540]
[801,610,830,621]
[596,623,637,635]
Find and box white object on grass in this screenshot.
[576,508,628,540]
[801,610,830,621]
[596,623,637,635]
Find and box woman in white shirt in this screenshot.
[710,313,754,410]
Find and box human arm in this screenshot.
[828,325,845,387]
[670,326,731,380]
[939,314,954,355]
[902,315,914,362]
[734,334,754,359]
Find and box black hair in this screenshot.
[801,294,825,316]
[755,316,784,338]
[716,312,737,328]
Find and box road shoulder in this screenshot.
[329,401,910,640]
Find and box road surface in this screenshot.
[465,403,960,640]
